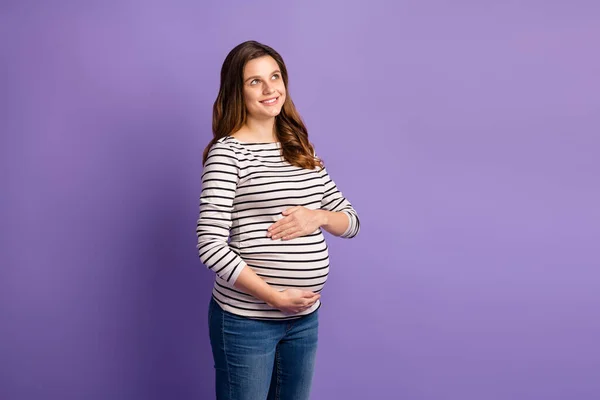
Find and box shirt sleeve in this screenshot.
[196,142,246,284]
[318,166,361,239]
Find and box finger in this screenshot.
[282,206,301,216]
[302,292,321,302]
[267,218,288,235]
[269,222,294,237]
[281,230,301,241]
[267,223,277,234]
[272,225,298,240]
[304,299,318,309]
[268,220,296,237]
[282,225,301,238]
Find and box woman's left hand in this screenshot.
[267,206,323,241]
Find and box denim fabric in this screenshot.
[208,297,319,400]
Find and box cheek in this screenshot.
[278,83,286,95]
[277,87,287,102]
[243,91,260,106]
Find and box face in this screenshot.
[242,55,286,120]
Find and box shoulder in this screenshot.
[206,137,240,164]
[209,136,238,153]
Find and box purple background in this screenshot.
[2,1,599,399]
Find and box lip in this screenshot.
[260,96,280,106]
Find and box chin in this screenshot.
[262,109,283,118]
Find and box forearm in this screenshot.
[233,264,280,306]
[317,209,350,236]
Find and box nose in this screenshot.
[263,81,276,94]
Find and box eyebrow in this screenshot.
[244,70,281,83]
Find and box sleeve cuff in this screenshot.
[226,260,246,285]
[340,211,354,238]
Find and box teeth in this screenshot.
[262,98,277,104]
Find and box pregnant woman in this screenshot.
[196,40,360,400]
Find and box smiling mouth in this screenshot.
[260,97,279,105]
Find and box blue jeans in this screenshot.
[208,297,319,400]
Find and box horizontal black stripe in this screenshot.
[203,178,237,185]
[235,183,324,199]
[241,255,329,263]
[241,237,326,249]
[240,174,321,189]
[212,297,282,312]
[257,272,329,280]
[238,163,296,171]
[205,153,237,163]
[202,169,237,179]
[230,211,281,222]
[237,156,282,163]
[241,169,315,182]
[234,230,321,239]
[241,248,327,256]
[265,281,326,288]
[197,137,359,320]
[200,194,235,201]
[233,200,320,214]
[215,280,255,298]
[246,263,329,272]
[234,193,322,207]
[229,228,267,239]
[213,287,266,305]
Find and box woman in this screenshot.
[196,40,360,400]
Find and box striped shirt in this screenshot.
[196,136,360,320]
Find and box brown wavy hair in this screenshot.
[202,40,323,170]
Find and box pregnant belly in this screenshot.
[237,234,330,291]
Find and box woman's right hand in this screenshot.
[268,288,320,315]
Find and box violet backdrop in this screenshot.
[1,1,599,399]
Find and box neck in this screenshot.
[242,116,278,142]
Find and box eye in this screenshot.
[249,74,280,86]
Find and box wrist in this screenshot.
[266,288,282,307]
[317,209,330,227]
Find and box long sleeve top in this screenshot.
[196,135,360,320]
